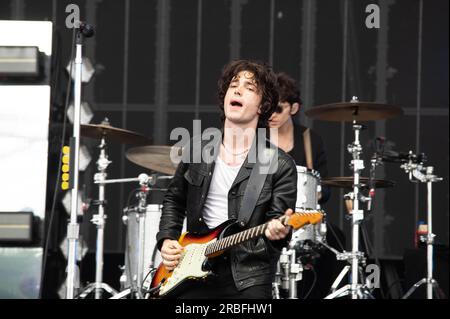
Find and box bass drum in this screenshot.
[122,203,187,290]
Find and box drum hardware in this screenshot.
[278,246,303,299]
[306,97,404,299]
[323,176,394,214]
[115,200,175,299]
[321,177,395,190]
[109,145,180,299]
[107,177,153,300]
[273,233,307,299]
[274,214,328,299]
[77,119,152,299]
[78,132,117,299]
[115,200,183,300]
[89,173,168,300]
[137,178,151,298]
[384,151,443,299]
[126,176,151,299]
[372,147,445,298]
[272,264,282,299]
[93,174,172,188]
[323,119,375,299]
[273,166,323,299]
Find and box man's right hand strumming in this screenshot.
[161,239,183,271]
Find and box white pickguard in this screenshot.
[159,239,216,296]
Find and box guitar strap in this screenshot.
[238,146,277,227]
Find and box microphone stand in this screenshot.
[65,22,94,299]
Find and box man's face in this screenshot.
[268,101,294,129]
[223,70,262,126]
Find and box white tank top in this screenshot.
[202,156,243,229]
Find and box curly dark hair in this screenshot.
[276,72,302,105]
[217,60,279,128]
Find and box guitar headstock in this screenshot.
[287,210,323,229]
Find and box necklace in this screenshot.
[222,142,250,156]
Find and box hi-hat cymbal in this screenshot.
[81,123,151,145]
[322,177,395,189]
[126,145,181,175]
[305,101,403,122]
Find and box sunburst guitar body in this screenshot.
[150,210,323,298]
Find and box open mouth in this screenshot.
[230,100,243,107]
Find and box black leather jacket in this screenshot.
[156,137,297,291]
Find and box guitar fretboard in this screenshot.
[204,215,289,257]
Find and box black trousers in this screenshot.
[172,256,272,299]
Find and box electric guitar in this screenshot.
[150,209,323,298]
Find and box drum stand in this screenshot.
[78,135,118,299]
[400,154,443,299]
[135,178,150,298]
[273,244,303,299]
[325,121,374,299]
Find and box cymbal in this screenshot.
[126,145,181,175]
[305,101,403,122]
[81,123,151,145]
[321,177,395,189]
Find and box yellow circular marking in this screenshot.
[62,146,70,154]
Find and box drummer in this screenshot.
[268,72,330,204]
[268,72,345,299]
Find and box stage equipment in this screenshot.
[306,97,403,299]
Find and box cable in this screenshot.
[360,221,372,256]
[303,265,317,299]
[142,268,157,287]
[39,26,76,299]
[141,269,159,299]
[326,221,346,252]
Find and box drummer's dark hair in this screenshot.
[276,72,302,106]
[217,60,279,128]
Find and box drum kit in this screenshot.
[71,96,443,299]
[273,97,444,299]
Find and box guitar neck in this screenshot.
[204,216,289,257]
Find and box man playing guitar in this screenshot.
[155,60,298,298]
